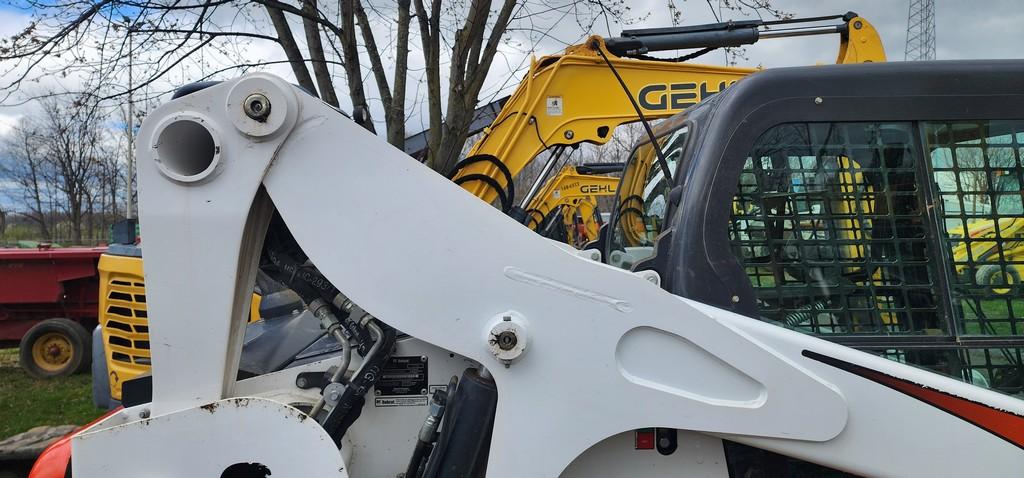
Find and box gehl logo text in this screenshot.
[637,80,736,111]
[580,184,615,194]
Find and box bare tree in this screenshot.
[0,93,119,244]
[1,124,53,239]
[0,0,635,176]
[37,95,107,243]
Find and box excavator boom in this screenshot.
[451,13,884,208]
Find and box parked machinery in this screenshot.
[450,12,883,244]
[0,246,104,377]
[83,12,886,407]
[522,163,623,246]
[66,58,1024,477]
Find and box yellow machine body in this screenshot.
[524,166,620,246]
[452,16,885,209]
[98,253,260,400]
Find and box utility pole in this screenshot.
[126,25,135,219]
[905,0,936,61]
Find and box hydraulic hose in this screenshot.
[321,320,397,445]
[263,248,374,352]
[307,298,354,419]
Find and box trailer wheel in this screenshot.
[19,318,92,378]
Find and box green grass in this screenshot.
[0,349,105,439]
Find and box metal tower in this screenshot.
[905,0,936,60]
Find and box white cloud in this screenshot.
[0,113,20,137]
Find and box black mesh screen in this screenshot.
[727,120,1024,399]
[730,122,943,335]
[926,121,1024,337]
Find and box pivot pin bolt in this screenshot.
[496,331,518,351]
[244,93,272,122]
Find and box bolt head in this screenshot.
[243,93,272,122]
[496,330,518,351]
[814,97,823,105]
[564,130,575,140]
[296,377,308,388]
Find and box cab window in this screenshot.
[607,126,688,270]
[726,120,1024,397]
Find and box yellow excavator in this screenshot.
[450,11,884,246]
[522,162,623,246]
[90,12,885,406]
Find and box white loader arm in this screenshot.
[73,74,1024,477]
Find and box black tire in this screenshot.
[18,318,92,379]
[976,264,1022,294]
[91,325,116,409]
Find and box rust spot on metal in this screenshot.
[200,402,219,413]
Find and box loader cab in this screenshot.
[606,60,1024,397]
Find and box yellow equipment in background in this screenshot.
[448,13,884,246]
[98,252,260,401]
[523,163,622,247]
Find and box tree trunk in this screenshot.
[340,0,376,133]
[430,0,517,175]
[301,0,339,107]
[389,0,411,148]
[265,5,318,96]
[414,0,442,168]
[354,0,406,145]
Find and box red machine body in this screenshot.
[0,247,105,343]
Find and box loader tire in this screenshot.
[976,264,1021,295]
[19,318,92,378]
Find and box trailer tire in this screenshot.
[19,318,92,378]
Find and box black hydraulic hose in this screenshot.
[407,375,459,478]
[447,154,516,212]
[262,248,374,352]
[405,441,432,478]
[593,45,673,185]
[322,321,397,445]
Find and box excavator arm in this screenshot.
[451,12,884,209]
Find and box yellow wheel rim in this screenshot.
[31,332,74,373]
[992,271,1016,295]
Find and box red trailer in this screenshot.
[0,247,106,377]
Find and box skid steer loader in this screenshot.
[60,57,1024,477]
[77,12,886,416]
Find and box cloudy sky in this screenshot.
[0,0,1021,137]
